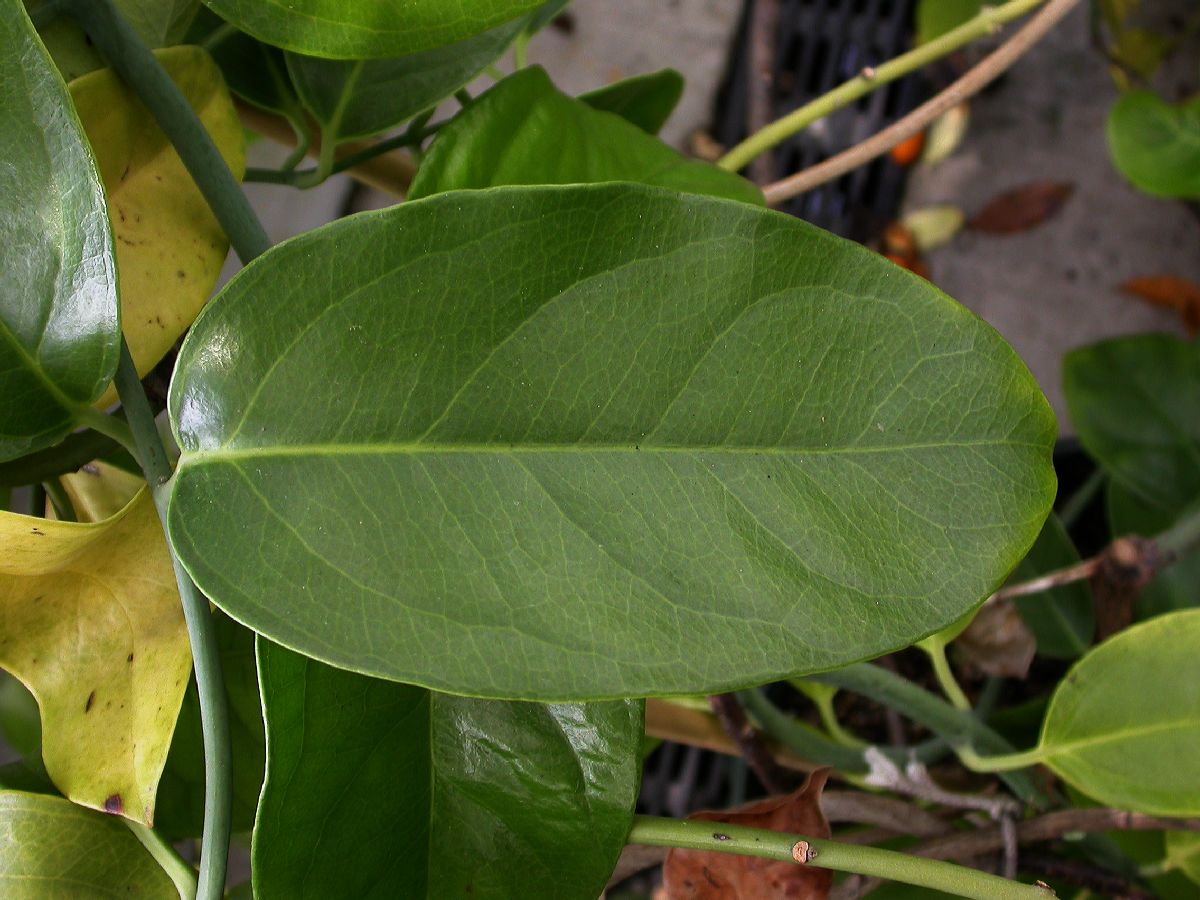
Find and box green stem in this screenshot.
[810,664,1046,806]
[922,638,972,711]
[627,816,1052,899]
[199,21,237,52]
[42,478,77,522]
[125,821,198,900]
[75,407,137,458]
[1058,468,1105,530]
[243,121,440,187]
[791,680,867,748]
[63,0,270,263]
[513,32,529,69]
[113,341,231,900]
[717,0,1046,172]
[738,689,870,772]
[1158,503,1200,560]
[957,744,1046,773]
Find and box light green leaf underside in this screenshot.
[286,15,526,143]
[252,640,641,898]
[1106,90,1200,199]
[0,790,177,898]
[0,0,118,461]
[200,0,543,59]
[1037,609,1200,815]
[168,184,1055,700]
[408,66,761,205]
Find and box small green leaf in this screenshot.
[167,184,1055,699]
[916,0,982,44]
[252,640,641,899]
[0,791,178,898]
[0,0,118,461]
[1064,334,1200,513]
[1008,515,1094,658]
[154,612,264,840]
[1166,832,1200,885]
[202,0,543,59]
[408,67,762,204]
[1034,609,1200,815]
[0,491,191,824]
[579,69,685,135]
[286,16,526,144]
[1108,482,1200,618]
[1107,91,1200,199]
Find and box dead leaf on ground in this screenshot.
[954,598,1037,679]
[662,768,833,899]
[968,181,1074,234]
[1120,275,1200,335]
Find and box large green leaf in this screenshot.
[0,0,117,461]
[408,67,762,204]
[1107,91,1200,199]
[0,790,177,898]
[201,0,543,59]
[579,69,685,135]
[252,640,641,899]
[167,184,1055,699]
[1108,483,1200,618]
[1008,515,1093,658]
[1063,334,1200,512]
[1028,609,1200,815]
[286,16,526,144]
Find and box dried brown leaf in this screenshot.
[955,598,1037,678]
[663,769,833,899]
[1120,275,1200,336]
[968,181,1074,234]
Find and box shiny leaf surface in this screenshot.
[1064,334,1200,513]
[201,0,542,59]
[1107,91,1200,199]
[0,791,177,898]
[252,640,641,898]
[70,47,245,407]
[0,492,190,824]
[286,16,525,143]
[1035,609,1200,815]
[408,67,761,204]
[0,0,117,461]
[579,68,685,135]
[167,184,1055,699]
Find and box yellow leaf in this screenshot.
[70,46,245,408]
[0,490,191,825]
[60,461,146,524]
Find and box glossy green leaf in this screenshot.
[1107,91,1200,199]
[579,69,685,135]
[201,0,543,59]
[286,16,526,144]
[916,0,982,44]
[111,0,200,46]
[154,612,264,840]
[192,12,305,122]
[1033,609,1200,815]
[1108,483,1200,617]
[252,640,641,899]
[1008,515,1093,658]
[0,790,177,898]
[1064,334,1200,513]
[408,67,762,204]
[167,183,1055,699]
[0,1,118,461]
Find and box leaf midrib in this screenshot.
[180,437,1044,466]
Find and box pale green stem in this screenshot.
[718,0,1047,172]
[513,32,529,69]
[125,820,198,900]
[791,680,867,748]
[922,638,972,711]
[628,816,1054,899]
[957,743,1047,773]
[75,407,138,458]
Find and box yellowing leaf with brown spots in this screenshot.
[60,460,146,524]
[69,46,245,408]
[0,490,191,825]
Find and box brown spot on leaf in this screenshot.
[663,769,833,899]
[104,794,123,815]
[85,691,96,713]
[127,653,134,664]
[968,181,1073,234]
[30,528,44,536]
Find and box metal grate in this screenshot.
[715,0,924,240]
